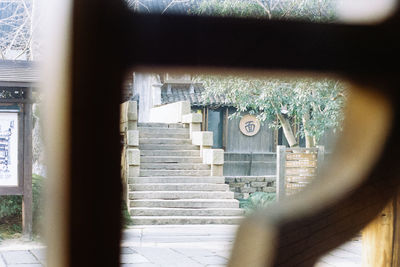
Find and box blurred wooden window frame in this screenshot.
[42,0,400,266]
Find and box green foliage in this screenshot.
[0,195,22,218]
[0,196,22,240]
[240,192,276,214]
[121,199,133,227]
[191,0,346,147]
[197,75,346,144]
[0,174,45,239]
[32,174,45,233]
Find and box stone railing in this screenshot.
[182,112,224,177]
[120,100,139,205]
[147,100,225,177]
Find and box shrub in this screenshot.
[240,192,276,215]
[0,174,45,239]
[121,199,132,227]
[32,174,45,233]
[0,195,22,219]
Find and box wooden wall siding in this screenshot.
[226,110,275,153]
[133,73,158,122]
[224,152,276,176]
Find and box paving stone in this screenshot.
[314,262,334,267]
[2,251,38,264]
[120,253,150,264]
[328,248,361,260]
[30,249,46,264]
[0,255,6,267]
[319,254,360,267]
[172,248,215,257]
[212,250,232,259]
[133,247,203,267]
[8,264,43,267]
[191,255,227,265]
[120,247,136,254]
[121,264,159,267]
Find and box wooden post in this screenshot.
[276,146,286,201]
[362,189,400,267]
[223,107,228,150]
[22,89,33,238]
[316,145,325,176]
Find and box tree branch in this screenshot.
[162,0,190,15]
[253,0,272,19]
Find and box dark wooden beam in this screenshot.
[22,88,33,237]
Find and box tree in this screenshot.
[0,0,41,60]
[124,0,347,147]
[198,75,346,148]
[192,0,345,148]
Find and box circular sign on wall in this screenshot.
[239,114,261,136]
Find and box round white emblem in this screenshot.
[239,115,260,136]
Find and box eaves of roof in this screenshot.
[0,60,39,87]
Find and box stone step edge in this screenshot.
[141,156,202,158]
[140,150,200,154]
[140,163,209,166]
[129,183,227,186]
[129,216,244,225]
[139,172,211,176]
[129,183,228,189]
[128,177,225,184]
[129,191,234,198]
[131,199,238,202]
[139,138,191,141]
[138,123,184,127]
[130,216,244,219]
[129,207,244,213]
[130,207,243,210]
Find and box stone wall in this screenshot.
[225,176,276,200]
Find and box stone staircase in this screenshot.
[128,122,244,225]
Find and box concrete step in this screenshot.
[139,144,199,150]
[140,150,200,157]
[128,176,225,184]
[138,123,184,128]
[140,169,210,177]
[141,156,202,164]
[140,163,210,170]
[139,138,192,145]
[129,191,234,200]
[138,127,188,135]
[130,199,240,208]
[130,207,244,216]
[130,216,243,225]
[139,132,190,139]
[129,183,229,191]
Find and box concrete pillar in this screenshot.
[203,149,224,177]
[182,113,202,139]
[120,101,139,205]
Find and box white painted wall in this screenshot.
[149,101,190,123]
[133,73,160,122]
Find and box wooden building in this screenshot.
[133,73,281,176]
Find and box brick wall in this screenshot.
[225,176,276,200]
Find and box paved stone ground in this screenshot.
[0,225,361,267]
